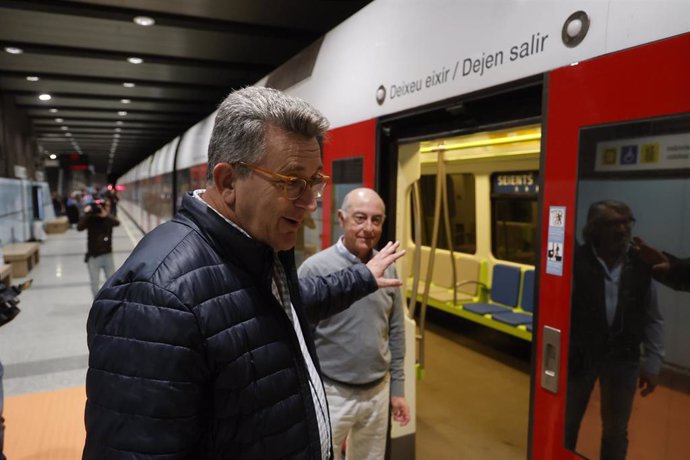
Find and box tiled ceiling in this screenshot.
[0,0,371,181]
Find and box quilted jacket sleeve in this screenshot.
[299,263,377,322]
[83,281,209,459]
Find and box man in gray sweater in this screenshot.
[298,187,410,460]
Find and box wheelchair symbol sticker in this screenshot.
[620,145,638,165]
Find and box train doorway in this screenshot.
[379,80,543,459]
[533,32,690,459]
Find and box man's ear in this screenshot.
[212,162,236,204]
[337,209,346,227]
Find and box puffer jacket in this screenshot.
[84,192,377,460]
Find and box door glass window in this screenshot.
[329,157,364,245]
[565,114,690,459]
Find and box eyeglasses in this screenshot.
[238,162,330,201]
[343,211,385,227]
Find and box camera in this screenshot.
[87,201,103,215]
[0,279,32,327]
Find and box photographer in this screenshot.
[77,199,120,297]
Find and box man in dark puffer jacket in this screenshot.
[83,87,405,459]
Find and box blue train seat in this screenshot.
[492,270,535,326]
[463,264,521,316]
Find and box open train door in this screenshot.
[532,32,690,459]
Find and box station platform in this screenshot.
[0,211,143,459]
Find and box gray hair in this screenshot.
[582,199,633,244]
[206,86,329,181]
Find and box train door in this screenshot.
[532,33,690,459]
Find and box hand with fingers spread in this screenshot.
[366,241,406,288]
[632,236,670,275]
[632,236,690,291]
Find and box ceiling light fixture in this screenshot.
[49,154,57,160]
[26,76,39,81]
[127,56,143,64]
[55,118,63,123]
[61,126,68,131]
[116,120,123,125]
[50,108,58,113]
[122,82,135,88]
[133,16,155,26]
[38,93,52,101]
[65,133,72,137]
[120,99,131,104]
[117,111,127,116]
[4,46,23,54]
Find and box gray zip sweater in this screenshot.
[298,240,406,397]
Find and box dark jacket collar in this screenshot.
[174,192,285,282]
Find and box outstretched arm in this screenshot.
[633,237,690,291]
[299,241,405,321]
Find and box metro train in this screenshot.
[117,2,690,459]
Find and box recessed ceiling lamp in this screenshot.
[4,46,22,54]
[65,132,72,137]
[38,93,51,101]
[116,120,123,125]
[61,126,68,131]
[49,154,57,160]
[55,118,63,123]
[117,111,127,116]
[122,82,135,88]
[26,76,39,81]
[50,108,58,113]
[114,128,122,132]
[133,16,155,26]
[127,56,143,64]
[120,99,131,104]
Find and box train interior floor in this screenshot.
[1,211,688,459]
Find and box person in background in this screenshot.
[105,189,119,217]
[83,87,405,459]
[51,191,64,217]
[77,199,120,297]
[565,200,664,460]
[299,188,410,460]
[632,236,690,292]
[65,192,80,226]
